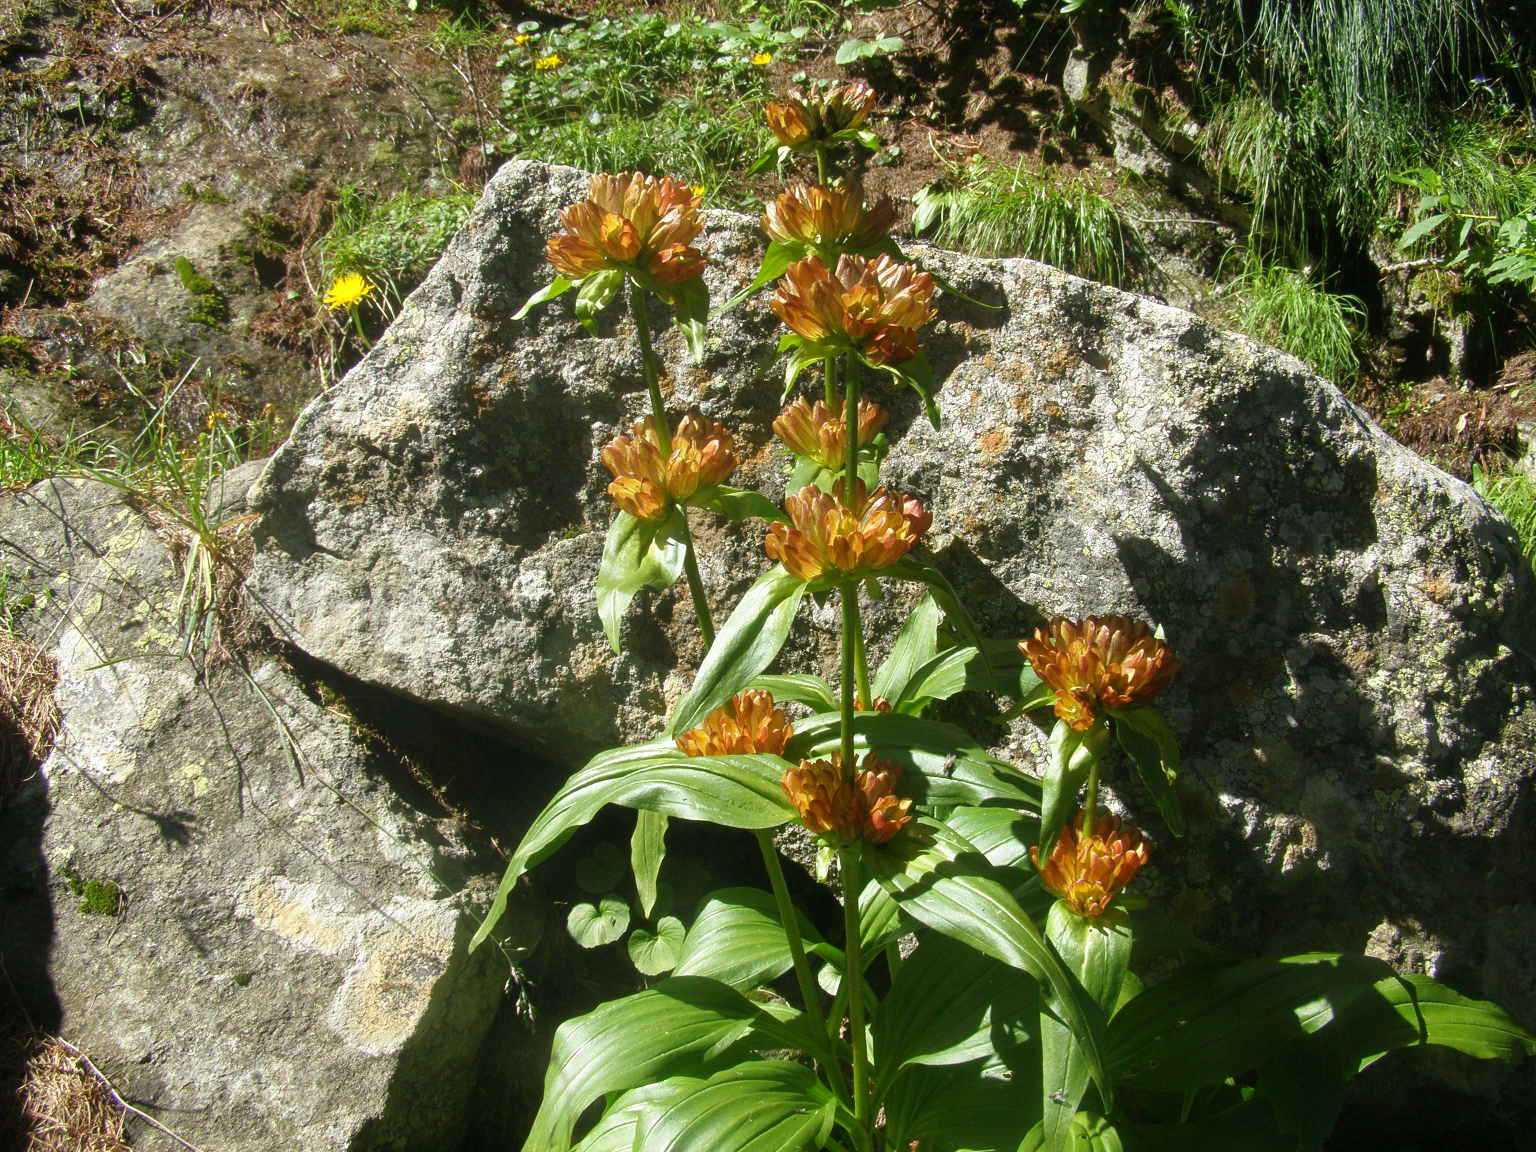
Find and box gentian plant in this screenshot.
[481,89,1535,1152]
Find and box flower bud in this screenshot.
[1019,616,1178,731]
[1030,811,1149,917]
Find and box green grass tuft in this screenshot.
[1222,253,1365,384]
[1474,465,1536,570]
[912,158,1154,289]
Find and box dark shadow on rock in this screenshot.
[0,774,59,1152]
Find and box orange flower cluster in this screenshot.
[780,752,912,845]
[600,413,737,521]
[771,254,936,366]
[764,81,877,150]
[765,480,930,583]
[772,395,889,470]
[1030,812,1149,918]
[1019,616,1178,732]
[547,173,706,285]
[675,690,793,758]
[762,183,896,252]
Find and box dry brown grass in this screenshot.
[16,1037,132,1152]
[0,626,59,808]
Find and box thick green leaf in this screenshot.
[865,818,1112,1108]
[519,977,770,1152]
[470,744,793,952]
[1113,707,1184,836]
[666,566,808,736]
[720,239,805,312]
[787,711,1040,810]
[669,275,710,362]
[514,274,574,319]
[574,267,624,333]
[571,1080,700,1152]
[633,1060,837,1152]
[1040,903,1133,1146]
[673,887,823,991]
[747,673,837,713]
[867,349,940,428]
[875,933,1035,1092]
[567,895,630,948]
[1255,969,1536,1147]
[783,342,831,400]
[632,810,667,917]
[897,645,988,715]
[945,805,1041,870]
[871,591,943,705]
[597,508,687,653]
[882,558,985,654]
[704,485,788,523]
[1106,953,1404,1091]
[859,877,905,957]
[628,916,686,975]
[1038,721,1103,864]
[1399,212,1450,249]
[884,1058,1040,1151]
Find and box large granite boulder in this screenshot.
[248,160,1535,1116]
[0,472,510,1151]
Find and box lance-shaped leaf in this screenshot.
[783,342,832,401]
[470,744,793,951]
[632,809,667,918]
[747,672,837,713]
[574,267,624,333]
[571,1080,702,1152]
[875,932,1036,1092]
[514,274,574,319]
[666,566,808,737]
[864,349,940,428]
[882,558,986,656]
[597,507,687,653]
[871,590,943,706]
[673,887,825,991]
[883,1058,1038,1152]
[787,710,1040,810]
[1112,707,1184,836]
[669,274,710,362]
[1038,720,1104,864]
[1106,952,1417,1091]
[719,239,804,313]
[1040,903,1133,1147]
[865,818,1112,1108]
[1254,969,1536,1146]
[945,805,1042,871]
[632,1060,838,1152]
[704,485,788,523]
[894,645,986,715]
[519,977,775,1152]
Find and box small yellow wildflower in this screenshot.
[204,410,232,431]
[534,53,562,71]
[751,51,772,67]
[323,273,374,312]
[690,184,706,198]
[512,33,531,45]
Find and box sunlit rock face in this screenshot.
[250,158,1535,1122]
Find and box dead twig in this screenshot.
[52,1037,210,1152]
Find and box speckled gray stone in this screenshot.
[248,159,1536,1075]
[0,476,507,1151]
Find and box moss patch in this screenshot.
[61,863,123,916]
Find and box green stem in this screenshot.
[755,831,846,1098]
[816,145,829,186]
[843,357,871,709]
[840,846,871,1145]
[680,513,714,648]
[852,614,871,712]
[631,282,670,455]
[823,347,839,408]
[1082,751,1101,836]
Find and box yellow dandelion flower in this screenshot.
[512,33,531,45]
[323,273,374,312]
[534,53,562,71]
[751,51,772,66]
[690,184,707,198]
